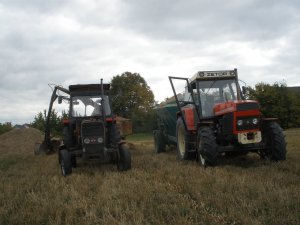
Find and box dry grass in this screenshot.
[0,129,299,225]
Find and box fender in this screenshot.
[181,105,197,131]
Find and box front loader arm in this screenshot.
[43,86,70,152]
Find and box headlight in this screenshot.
[84,138,90,144]
[252,118,258,125]
[237,120,243,126]
[97,137,104,143]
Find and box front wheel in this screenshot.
[197,127,218,167]
[59,149,72,176]
[117,144,131,171]
[262,122,286,161]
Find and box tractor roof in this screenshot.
[190,69,237,83]
[69,84,110,95]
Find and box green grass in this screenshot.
[0,130,299,224]
[0,155,24,172]
[126,132,153,142]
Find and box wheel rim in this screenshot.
[198,138,206,166]
[178,125,185,157]
[199,154,206,166]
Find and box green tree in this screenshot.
[0,122,13,135]
[247,81,300,128]
[31,109,65,136]
[110,72,155,132]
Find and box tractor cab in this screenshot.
[69,84,111,119]
[71,95,111,117]
[184,69,243,118]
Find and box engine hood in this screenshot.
[214,100,260,116]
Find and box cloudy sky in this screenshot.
[1,0,300,124]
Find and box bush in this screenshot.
[0,122,13,135]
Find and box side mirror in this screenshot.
[58,96,63,104]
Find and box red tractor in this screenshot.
[154,69,286,166]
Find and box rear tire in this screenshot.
[197,127,218,167]
[154,130,166,153]
[176,117,189,160]
[262,122,286,161]
[71,155,77,168]
[59,149,72,176]
[117,144,131,171]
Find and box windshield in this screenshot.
[71,95,111,117]
[197,79,239,117]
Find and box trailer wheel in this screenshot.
[197,127,218,167]
[176,117,188,160]
[59,149,72,176]
[154,130,166,153]
[262,122,286,161]
[117,144,131,171]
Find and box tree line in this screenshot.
[0,122,13,135]
[246,81,300,128]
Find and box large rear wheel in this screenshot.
[197,127,218,167]
[262,122,286,161]
[176,117,188,160]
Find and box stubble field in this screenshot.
[0,128,299,225]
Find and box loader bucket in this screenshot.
[34,138,61,155]
[34,141,49,155]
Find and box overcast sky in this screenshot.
[1,0,300,124]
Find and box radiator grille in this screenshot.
[82,121,104,137]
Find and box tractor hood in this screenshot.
[214,100,260,116]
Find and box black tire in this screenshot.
[59,149,72,176]
[262,122,286,161]
[117,144,131,171]
[63,127,70,146]
[176,117,189,160]
[71,155,77,168]
[154,130,166,153]
[197,127,218,167]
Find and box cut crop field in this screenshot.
[0,128,299,225]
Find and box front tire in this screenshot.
[197,127,218,167]
[117,144,131,171]
[262,122,286,161]
[59,149,72,176]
